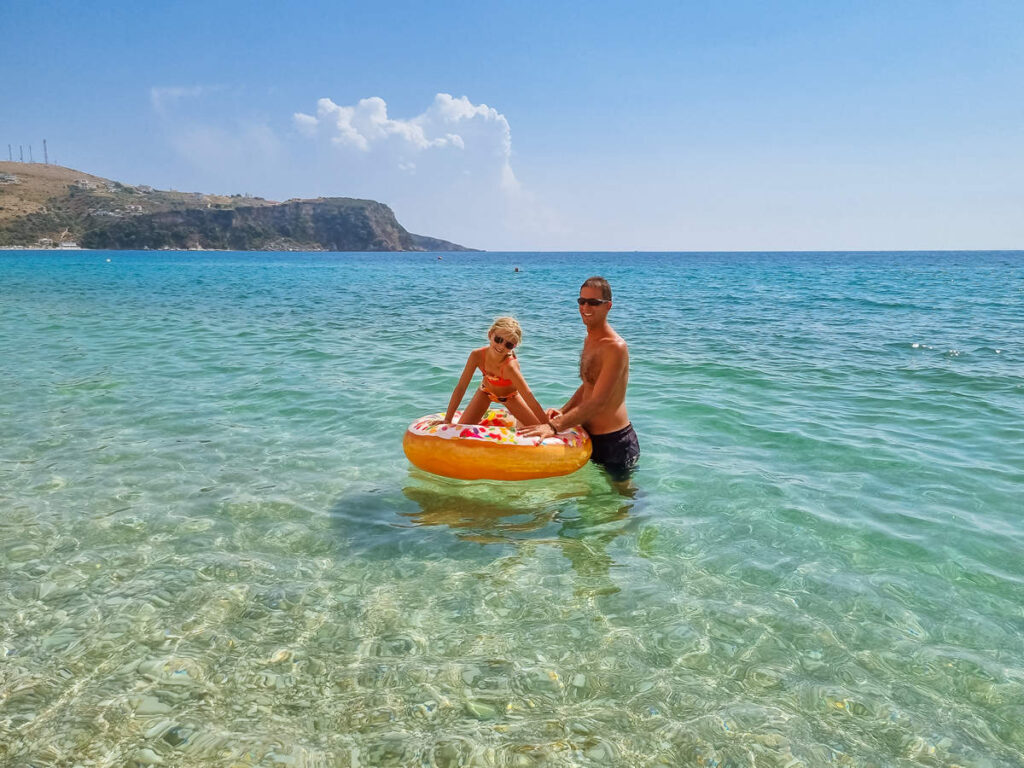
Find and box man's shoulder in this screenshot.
[587,332,628,365]
[598,330,628,353]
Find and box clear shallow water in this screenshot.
[1,250,1022,767]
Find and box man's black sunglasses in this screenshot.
[577,298,610,307]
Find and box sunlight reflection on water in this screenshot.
[1,250,1023,766]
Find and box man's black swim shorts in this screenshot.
[589,423,640,481]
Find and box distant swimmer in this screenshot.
[521,276,639,482]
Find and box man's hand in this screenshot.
[520,422,556,438]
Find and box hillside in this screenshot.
[0,162,475,251]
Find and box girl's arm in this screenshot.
[444,351,480,423]
[507,361,548,423]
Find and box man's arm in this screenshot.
[522,342,627,437]
[561,384,585,415]
[544,384,583,421]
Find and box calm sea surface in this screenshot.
[1,250,1022,767]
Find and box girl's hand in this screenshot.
[545,408,562,420]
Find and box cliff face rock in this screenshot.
[80,197,469,252]
[0,162,476,251]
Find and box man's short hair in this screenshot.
[581,276,612,301]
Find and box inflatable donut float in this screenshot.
[403,409,591,481]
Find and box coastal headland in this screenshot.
[0,161,475,251]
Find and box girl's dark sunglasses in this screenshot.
[493,335,516,350]
[577,298,610,307]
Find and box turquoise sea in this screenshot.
[1,249,1022,767]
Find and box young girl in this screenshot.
[444,317,547,427]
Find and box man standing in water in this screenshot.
[522,276,640,481]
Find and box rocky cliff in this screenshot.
[0,162,475,251]
[80,197,458,251]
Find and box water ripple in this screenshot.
[2,249,1023,765]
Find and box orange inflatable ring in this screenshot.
[403,409,592,481]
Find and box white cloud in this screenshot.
[150,85,223,115]
[288,93,548,246]
[151,88,564,248]
[169,121,282,172]
[149,85,285,194]
[294,93,517,190]
[293,112,319,137]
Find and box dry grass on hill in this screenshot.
[0,161,278,235]
[0,162,113,223]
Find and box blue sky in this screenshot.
[3,1,1023,250]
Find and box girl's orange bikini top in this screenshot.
[482,354,515,387]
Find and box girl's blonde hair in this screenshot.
[488,316,522,345]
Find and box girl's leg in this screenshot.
[504,394,542,427]
[457,389,491,425]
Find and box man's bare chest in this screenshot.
[579,348,601,384]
